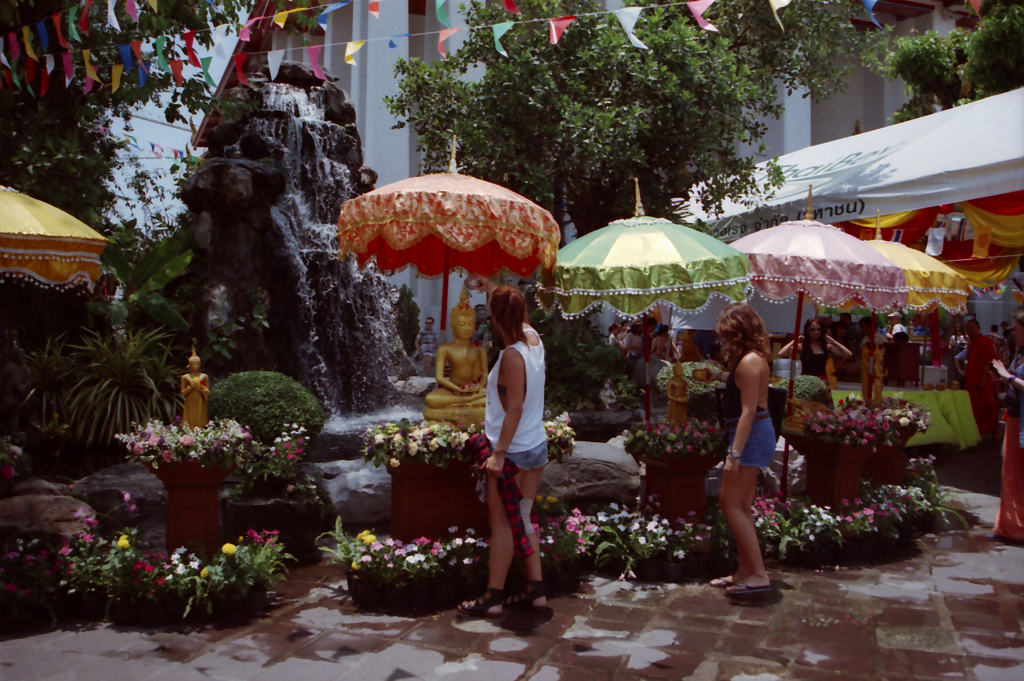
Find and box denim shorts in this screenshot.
[727,418,777,469]
[505,441,549,470]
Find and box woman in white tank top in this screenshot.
[458,276,549,617]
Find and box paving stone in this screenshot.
[794,643,879,675]
[879,648,967,679]
[875,625,958,653]
[958,632,1024,660]
[291,631,388,662]
[873,606,942,628]
[526,664,614,680]
[967,657,1024,681]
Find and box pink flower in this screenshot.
[286,454,296,461]
[148,435,160,445]
[360,555,371,562]
[81,534,94,543]
[59,546,71,556]
[161,450,173,463]
[4,584,16,592]
[1,466,13,480]
[180,435,195,446]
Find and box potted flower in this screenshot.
[103,529,144,625]
[625,418,727,523]
[537,508,598,592]
[399,539,440,612]
[663,514,711,582]
[0,436,31,497]
[236,530,291,616]
[836,502,875,563]
[319,521,383,610]
[779,504,842,570]
[117,419,254,557]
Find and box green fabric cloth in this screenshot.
[539,216,750,317]
[833,389,981,451]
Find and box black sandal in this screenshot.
[504,580,547,611]
[457,587,504,618]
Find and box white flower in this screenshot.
[463,558,473,564]
[646,520,659,531]
[374,434,385,445]
[899,417,910,426]
[638,537,647,545]
[408,441,419,455]
[448,526,458,533]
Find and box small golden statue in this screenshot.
[859,345,886,403]
[180,348,210,429]
[422,287,488,424]
[666,362,689,426]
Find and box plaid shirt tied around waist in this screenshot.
[464,433,533,559]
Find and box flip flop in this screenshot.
[709,577,734,589]
[725,583,771,596]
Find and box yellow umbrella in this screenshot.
[0,186,107,289]
[865,240,970,313]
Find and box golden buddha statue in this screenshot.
[860,345,885,404]
[423,287,488,424]
[180,349,210,429]
[666,362,689,427]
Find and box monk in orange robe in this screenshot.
[965,320,998,435]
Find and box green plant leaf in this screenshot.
[137,293,190,330]
[130,237,182,290]
[100,242,132,285]
[132,250,193,299]
[108,300,130,326]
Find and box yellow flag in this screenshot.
[274,8,305,28]
[973,224,991,258]
[112,64,123,92]
[82,49,99,81]
[22,26,37,60]
[345,41,365,65]
[768,0,792,30]
[148,0,158,10]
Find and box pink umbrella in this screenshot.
[732,217,907,496]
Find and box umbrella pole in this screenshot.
[643,312,652,423]
[928,310,942,367]
[782,290,805,499]
[867,312,877,401]
[439,246,451,341]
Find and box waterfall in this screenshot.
[242,83,397,414]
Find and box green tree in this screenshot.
[386,0,873,237]
[884,0,1024,122]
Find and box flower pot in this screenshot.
[799,547,826,571]
[840,538,872,564]
[76,591,107,621]
[875,536,898,560]
[634,557,662,582]
[705,555,737,579]
[163,597,188,625]
[683,553,706,579]
[642,456,720,526]
[599,558,628,578]
[213,597,244,622]
[137,598,166,627]
[783,431,874,511]
[151,461,233,559]
[822,542,841,566]
[862,446,906,487]
[385,583,412,612]
[460,575,486,603]
[411,580,433,613]
[109,597,138,627]
[660,559,686,583]
[388,461,487,542]
[348,574,382,611]
[782,550,802,567]
[246,588,268,618]
[431,579,459,610]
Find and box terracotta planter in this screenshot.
[862,446,906,487]
[387,460,487,542]
[642,455,721,524]
[151,461,233,558]
[783,431,874,510]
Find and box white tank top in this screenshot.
[485,327,547,453]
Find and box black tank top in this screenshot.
[802,350,828,378]
[723,353,768,421]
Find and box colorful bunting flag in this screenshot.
[25,58,35,86]
[502,0,521,15]
[82,49,99,81]
[7,31,18,61]
[389,33,411,49]
[53,14,70,49]
[130,40,144,67]
[80,0,95,38]
[39,64,49,96]
[44,54,54,74]
[549,16,576,45]
[155,36,169,71]
[22,27,37,60]
[613,8,648,50]
[68,8,81,43]
[274,8,306,29]
[973,224,991,258]
[107,0,121,32]
[239,18,260,42]
[10,67,21,91]
[148,0,158,11]
[119,44,133,75]
[317,2,352,31]
[438,27,460,58]
[0,37,9,69]
[768,0,792,31]
[267,49,284,80]
[62,52,74,86]
[967,0,986,26]
[861,0,883,29]
[493,22,513,57]
[687,0,720,32]
[126,0,139,23]
[35,21,49,52]
[436,0,452,30]
[369,1,380,18]
[211,24,229,60]
[306,45,326,80]
[169,58,183,85]
[184,30,200,67]
[112,63,123,91]
[199,56,215,86]
[344,41,364,65]
[233,53,249,86]
[83,75,94,94]
[138,60,150,87]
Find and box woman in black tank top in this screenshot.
[695,303,773,596]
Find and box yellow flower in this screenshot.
[117,535,130,549]
[222,543,237,556]
[535,495,543,503]
[361,534,376,545]
[200,567,209,578]
[356,530,369,540]
[351,561,360,571]
[545,496,558,504]
[542,504,550,511]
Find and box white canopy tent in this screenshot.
[679,88,1024,243]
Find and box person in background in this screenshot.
[607,322,624,350]
[778,318,852,381]
[988,307,1024,544]
[949,320,969,385]
[1005,325,1017,360]
[694,329,720,361]
[679,329,702,362]
[830,321,857,378]
[886,312,909,342]
[471,318,485,344]
[623,322,643,363]
[415,316,438,378]
[652,324,681,363]
[990,324,1003,342]
[965,319,999,440]
[840,312,861,348]
[694,303,774,595]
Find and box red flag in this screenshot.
[130,40,144,64]
[39,65,49,96]
[7,31,19,61]
[25,57,35,85]
[437,28,460,58]
[62,52,74,87]
[84,75,94,94]
[184,30,200,67]
[233,53,249,86]
[549,16,576,44]
[53,13,70,49]
[80,0,94,37]
[502,0,521,14]
[169,59,183,86]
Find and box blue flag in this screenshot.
[119,44,133,76]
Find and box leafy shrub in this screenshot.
[395,284,421,356]
[655,361,723,422]
[791,375,829,403]
[209,371,326,445]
